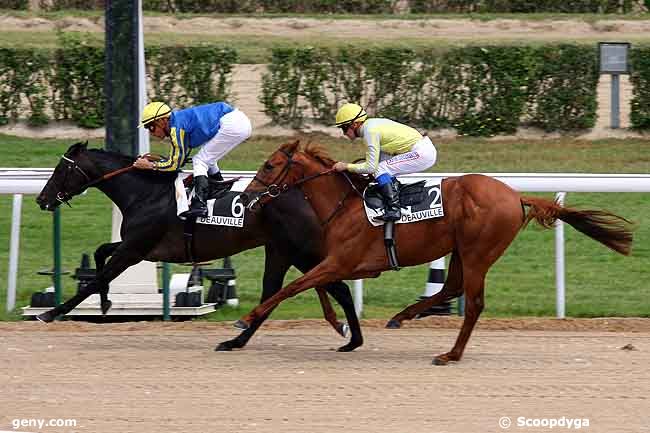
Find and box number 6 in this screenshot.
[231,195,245,217]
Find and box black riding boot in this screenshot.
[208,171,224,182]
[186,175,209,218]
[376,180,401,222]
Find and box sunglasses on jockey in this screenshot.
[338,122,354,134]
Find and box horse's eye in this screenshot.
[264,162,273,170]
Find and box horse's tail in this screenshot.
[520,196,634,256]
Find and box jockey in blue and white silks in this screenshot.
[134,101,252,218]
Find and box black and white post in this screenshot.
[417,257,452,317]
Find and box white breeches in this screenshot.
[192,109,252,177]
[376,136,437,177]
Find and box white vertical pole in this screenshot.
[7,194,22,312]
[353,279,363,318]
[137,0,149,155]
[555,192,566,319]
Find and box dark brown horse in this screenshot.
[238,140,634,364]
[34,142,363,352]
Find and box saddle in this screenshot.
[364,180,427,210]
[183,174,238,202]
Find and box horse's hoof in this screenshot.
[36,311,55,323]
[233,319,249,330]
[101,300,112,315]
[215,342,234,352]
[337,340,363,352]
[336,322,349,337]
[432,356,449,366]
[385,319,401,329]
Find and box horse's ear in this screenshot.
[279,139,300,155]
[65,141,88,157]
[288,139,301,154]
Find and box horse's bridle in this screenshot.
[247,149,364,226]
[54,155,134,206]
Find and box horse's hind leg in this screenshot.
[386,251,463,328]
[432,268,485,365]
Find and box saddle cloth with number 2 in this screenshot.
[363,179,445,227]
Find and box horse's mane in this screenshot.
[303,142,336,168]
[293,141,371,189]
[87,148,135,165]
[84,148,176,181]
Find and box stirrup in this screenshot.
[375,211,401,222]
[183,205,208,219]
[383,221,400,271]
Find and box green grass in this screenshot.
[8,30,648,63]
[2,11,650,62]
[0,133,648,321]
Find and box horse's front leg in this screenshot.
[218,244,293,350]
[94,241,121,315]
[37,241,145,323]
[323,281,363,352]
[243,258,343,327]
[386,251,463,328]
[315,287,348,337]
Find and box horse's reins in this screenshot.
[247,150,364,226]
[55,155,136,206]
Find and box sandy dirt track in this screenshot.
[1,319,649,433]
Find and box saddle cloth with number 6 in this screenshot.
[174,174,246,227]
[363,179,445,227]
[197,192,246,227]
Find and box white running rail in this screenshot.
[3,169,650,316]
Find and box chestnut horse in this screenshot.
[238,140,634,365]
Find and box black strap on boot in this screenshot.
[383,221,400,271]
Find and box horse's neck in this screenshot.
[301,172,361,220]
[91,155,170,214]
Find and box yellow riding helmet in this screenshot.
[138,101,172,128]
[335,103,367,127]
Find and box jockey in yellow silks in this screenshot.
[332,103,437,221]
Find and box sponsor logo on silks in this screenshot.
[197,193,246,228]
[386,151,420,165]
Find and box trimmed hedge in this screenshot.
[630,46,650,130]
[260,45,599,135]
[0,40,238,127]
[0,0,27,8]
